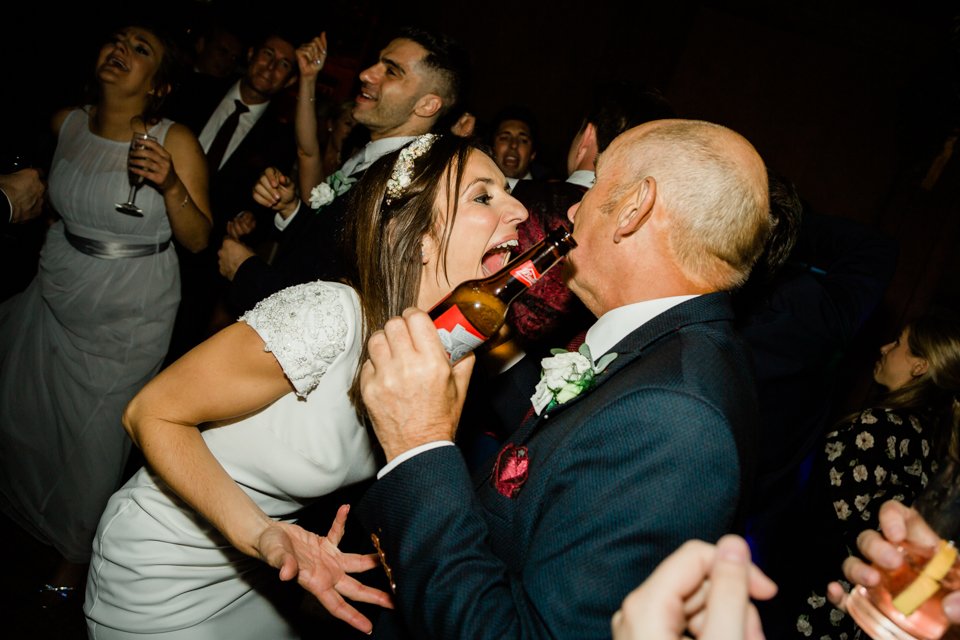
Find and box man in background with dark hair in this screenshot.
[489,104,539,191]
[220,26,472,315]
[164,27,300,363]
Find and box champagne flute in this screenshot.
[115,132,157,216]
[846,479,960,640]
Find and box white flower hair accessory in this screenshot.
[530,344,617,415]
[385,133,439,205]
[309,170,356,210]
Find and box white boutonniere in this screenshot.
[308,170,356,210]
[530,344,617,415]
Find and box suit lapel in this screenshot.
[511,294,733,437]
[477,293,734,490]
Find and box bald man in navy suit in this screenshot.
[325,119,772,639]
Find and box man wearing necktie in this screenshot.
[164,28,299,364]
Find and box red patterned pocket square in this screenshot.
[492,443,529,498]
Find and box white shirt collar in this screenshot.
[566,170,595,189]
[198,81,269,163]
[505,173,534,192]
[340,136,417,177]
[585,295,699,362]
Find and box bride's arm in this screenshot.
[123,318,393,631]
[122,321,291,555]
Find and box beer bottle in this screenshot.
[429,226,576,363]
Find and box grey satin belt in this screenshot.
[65,228,171,259]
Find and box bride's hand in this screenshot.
[257,504,393,634]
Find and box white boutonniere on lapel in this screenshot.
[308,170,356,210]
[530,344,617,416]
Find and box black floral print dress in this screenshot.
[792,407,935,639]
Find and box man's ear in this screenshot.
[581,123,598,155]
[414,94,443,119]
[613,177,656,243]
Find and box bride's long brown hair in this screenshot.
[342,135,481,421]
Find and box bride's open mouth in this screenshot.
[481,239,518,275]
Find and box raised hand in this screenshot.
[296,33,328,78]
[257,504,393,634]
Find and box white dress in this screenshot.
[84,281,377,639]
[0,108,179,563]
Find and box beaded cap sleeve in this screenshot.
[240,282,351,398]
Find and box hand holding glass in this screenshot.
[116,133,157,216]
[846,483,960,640]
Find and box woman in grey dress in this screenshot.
[0,19,210,601]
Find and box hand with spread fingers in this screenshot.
[258,504,393,634]
[612,535,777,640]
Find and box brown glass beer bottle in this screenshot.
[429,226,576,363]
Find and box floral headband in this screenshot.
[384,133,439,205]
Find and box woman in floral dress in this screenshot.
[787,311,960,639]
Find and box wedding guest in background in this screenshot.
[190,18,246,80]
[779,310,960,639]
[735,171,899,632]
[507,81,676,352]
[489,104,539,191]
[84,134,526,639]
[0,164,48,302]
[219,26,470,316]
[276,119,771,638]
[0,16,209,605]
[165,25,299,363]
[289,33,359,197]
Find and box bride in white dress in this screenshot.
[84,133,528,638]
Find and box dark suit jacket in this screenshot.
[736,211,897,510]
[163,79,296,361]
[226,176,360,315]
[358,293,759,639]
[167,77,296,238]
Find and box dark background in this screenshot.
[4,0,959,409]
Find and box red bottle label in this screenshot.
[433,306,487,362]
[510,260,542,287]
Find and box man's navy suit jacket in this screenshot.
[358,292,759,639]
